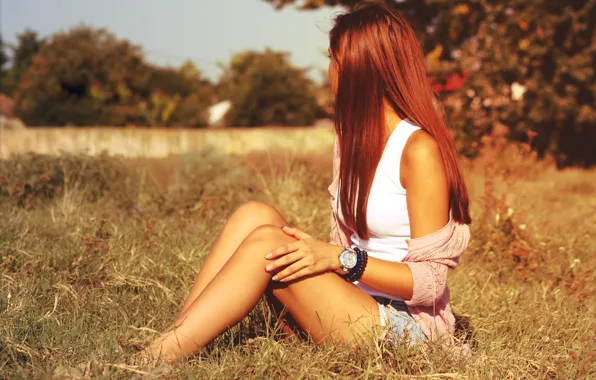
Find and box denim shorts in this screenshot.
[374,296,428,345]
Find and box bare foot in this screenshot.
[129,349,159,368]
[132,336,185,366]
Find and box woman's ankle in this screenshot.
[145,333,188,363]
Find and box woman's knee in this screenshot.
[240,224,295,263]
[233,201,285,226]
[245,224,284,244]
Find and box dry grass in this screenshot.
[0,142,595,379]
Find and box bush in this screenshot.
[0,153,144,209]
[438,1,595,167]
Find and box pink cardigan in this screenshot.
[328,139,470,340]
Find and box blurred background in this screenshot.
[1,0,595,165]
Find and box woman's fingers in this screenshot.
[265,252,300,273]
[272,260,309,281]
[278,267,312,283]
[281,226,311,240]
[265,241,301,260]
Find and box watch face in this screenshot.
[340,250,358,269]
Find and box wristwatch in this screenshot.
[338,247,358,274]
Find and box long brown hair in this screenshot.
[330,2,471,239]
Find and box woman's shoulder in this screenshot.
[402,129,441,165]
[401,129,444,182]
[401,128,450,238]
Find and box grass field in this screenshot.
[1,142,595,379]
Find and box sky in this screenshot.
[2,0,342,82]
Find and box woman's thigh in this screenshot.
[270,272,381,345]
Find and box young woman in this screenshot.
[139,2,471,362]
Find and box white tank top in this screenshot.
[336,119,420,301]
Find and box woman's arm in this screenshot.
[356,130,450,300]
[269,131,453,301]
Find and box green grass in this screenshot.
[1,145,595,379]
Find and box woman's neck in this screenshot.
[383,101,402,137]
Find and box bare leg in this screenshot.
[144,225,291,360]
[143,225,380,362]
[265,288,304,340]
[269,272,381,345]
[176,201,287,318]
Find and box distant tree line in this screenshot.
[266,0,596,167]
[0,27,323,128]
[2,0,595,166]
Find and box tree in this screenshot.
[264,1,485,57]
[13,26,213,127]
[12,30,44,73]
[139,61,212,127]
[0,35,10,94]
[0,35,8,71]
[169,61,213,127]
[265,0,355,10]
[218,49,320,126]
[265,0,596,166]
[14,26,150,126]
[1,30,45,96]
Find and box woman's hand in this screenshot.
[265,226,344,282]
